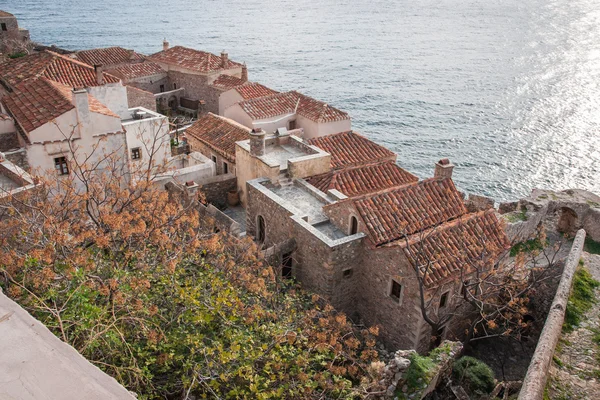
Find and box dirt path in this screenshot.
[546,252,600,399]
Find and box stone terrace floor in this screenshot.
[268,182,328,223]
[262,144,308,170]
[223,205,246,233]
[546,252,600,399]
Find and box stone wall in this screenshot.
[126,86,157,112]
[186,135,234,175]
[198,174,237,207]
[167,71,221,114]
[518,229,586,400]
[0,131,20,152]
[127,74,169,94]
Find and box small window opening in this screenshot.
[433,326,445,347]
[211,155,217,163]
[389,279,402,302]
[288,119,296,130]
[54,156,69,175]
[257,215,265,244]
[131,147,141,160]
[282,252,293,279]
[343,268,353,279]
[159,84,165,92]
[439,291,449,309]
[173,83,177,90]
[350,216,358,235]
[223,161,228,174]
[1,23,7,32]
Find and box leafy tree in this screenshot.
[0,136,382,399]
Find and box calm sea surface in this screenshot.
[6,0,600,201]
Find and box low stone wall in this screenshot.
[518,229,586,400]
[198,174,237,207]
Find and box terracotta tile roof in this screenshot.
[108,62,165,80]
[211,74,246,90]
[292,91,349,123]
[2,78,118,136]
[236,82,278,100]
[149,46,242,73]
[236,91,349,123]
[353,178,467,246]
[0,51,120,89]
[237,91,298,120]
[307,131,396,170]
[185,113,251,162]
[307,161,418,197]
[396,210,511,287]
[75,47,145,67]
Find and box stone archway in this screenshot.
[557,207,578,237]
[168,95,178,110]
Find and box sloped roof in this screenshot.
[307,161,418,197]
[307,130,396,170]
[211,74,246,90]
[108,62,165,80]
[185,113,251,162]
[74,47,145,67]
[149,46,242,73]
[0,51,120,89]
[236,82,278,100]
[397,210,510,287]
[2,78,118,135]
[236,91,349,123]
[353,178,467,246]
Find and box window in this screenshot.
[389,279,402,303]
[288,120,296,130]
[159,84,165,92]
[223,161,228,174]
[350,216,358,235]
[54,157,69,175]
[211,155,217,163]
[1,23,7,32]
[282,252,293,279]
[343,268,353,279]
[439,291,449,308]
[131,147,141,160]
[173,83,177,90]
[256,215,265,244]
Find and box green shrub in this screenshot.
[8,52,27,59]
[510,238,547,257]
[452,356,495,395]
[404,353,436,391]
[563,267,600,332]
[584,237,600,255]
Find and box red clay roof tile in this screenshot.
[108,62,165,80]
[353,178,467,246]
[0,51,120,89]
[75,47,145,67]
[236,91,349,122]
[307,131,396,170]
[397,210,510,287]
[149,46,242,73]
[235,82,278,100]
[211,74,246,90]
[2,78,118,135]
[185,113,251,162]
[306,161,418,197]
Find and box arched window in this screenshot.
[257,215,265,244]
[350,216,358,235]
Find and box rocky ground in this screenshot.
[546,252,600,399]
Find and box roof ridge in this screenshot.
[44,50,121,83]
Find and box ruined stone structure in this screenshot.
[0,10,30,54]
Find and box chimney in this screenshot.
[241,62,248,82]
[93,64,104,85]
[72,88,90,124]
[221,50,228,69]
[249,128,265,157]
[434,158,454,179]
[163,38,169,51]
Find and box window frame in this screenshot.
[131,147,142,160]
[54,156,69,176]
[223,161,228,174]
[349,215,359,235]
[389,278,403,304]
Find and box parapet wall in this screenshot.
[518,229,586,400]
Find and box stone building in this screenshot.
[149,42,244,114]
[224,90,351,139]
[185,113,251,176]
[0,10,30,54]
[0,50,214,190]
[241,129,510,351]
